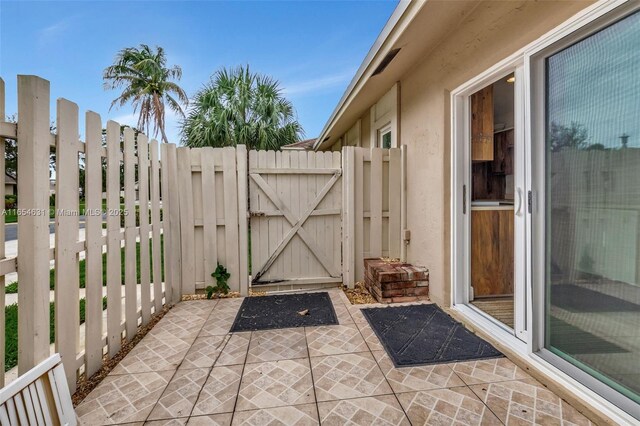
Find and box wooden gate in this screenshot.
[249,150,343,288]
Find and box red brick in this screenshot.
[381,289,406,298]
[414,286,430,296]
[381,281,415,291]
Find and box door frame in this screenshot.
[451,55,529,341]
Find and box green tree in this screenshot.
[103,44,187,143]
[549,121,589,152]
[182,66,303,150]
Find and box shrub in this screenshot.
[206,263,230,299]
[5,195,17,209]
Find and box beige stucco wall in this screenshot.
[332,0,596,306]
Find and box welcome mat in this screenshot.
[362,304,502,367]
[230,292,338,332]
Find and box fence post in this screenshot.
[236,145,249,295]
[177,147,195,295]
[166,144,182,302]
[84,111,103,378]
[17,75,51,375]
[342,146,355,288]
[400,144,408,262]
[0,78,6,386]
[105,120,122,357]
[54,98,81,392]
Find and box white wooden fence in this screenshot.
[0,74,407,395]
[0,75,181,393]
[175,146,249,294]
[342,146,407,286]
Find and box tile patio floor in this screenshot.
[76,289,594,425]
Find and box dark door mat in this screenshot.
[230,292,338,332]
[549,317,628,354]
[362,304,503,367]
[551,284,640,312]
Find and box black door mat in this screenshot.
[551,284,640,312]
[362,304,503,367]
[230,292,338,332]
[549,317,628,354]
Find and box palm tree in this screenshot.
[104,44,188,143]
[182,66,303,150]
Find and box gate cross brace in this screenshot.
[250,171,341,282]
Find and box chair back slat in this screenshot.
[0,354,77,425]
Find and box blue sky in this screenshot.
[0,0,398,143]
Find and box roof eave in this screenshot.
[313,0,427,151]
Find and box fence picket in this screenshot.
[354,148,365,280]
[138,134,151,325]
[201,148,217,288]
[17,75,51,374]
[177,147,195,295]
[105,120,122,357]
[149,140,163,312]
[236,144,249,296]
[167,144,182,301]
[370,148,383,258]
[84,111,103,378]
[223,147,240,292]
[123,128,138,340]
[54,98,81,392]
[0,78,5,386]
[160,143,173,304]
[388,148,401,258]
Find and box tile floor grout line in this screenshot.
[142,300,219,423]
[184,300,243,421]
[303,325,322,424]
[228,329,253,424]
[465,383,507,425]
[349,306,413,426]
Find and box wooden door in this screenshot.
[471,85,494,162]
[249,150,343,286]
[471,208,514,297]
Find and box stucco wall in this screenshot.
[400,0,595,306]
[378,1,593,306]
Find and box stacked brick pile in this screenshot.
[364,258,429,304]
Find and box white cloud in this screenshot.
[282,69,356,96]
[37,18,74,47]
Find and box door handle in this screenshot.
[515,187,523,216]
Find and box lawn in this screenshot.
[4,297,108,372]
[4,236,164,371]
[5,237,164,294]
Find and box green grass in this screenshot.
[4,297,107,372]
[5,237,164,294]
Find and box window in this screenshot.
[378,125,392,149]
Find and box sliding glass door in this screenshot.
[541,7,640,408]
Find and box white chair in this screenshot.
[0,354,76,425]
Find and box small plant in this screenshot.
[206,263,231,299]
